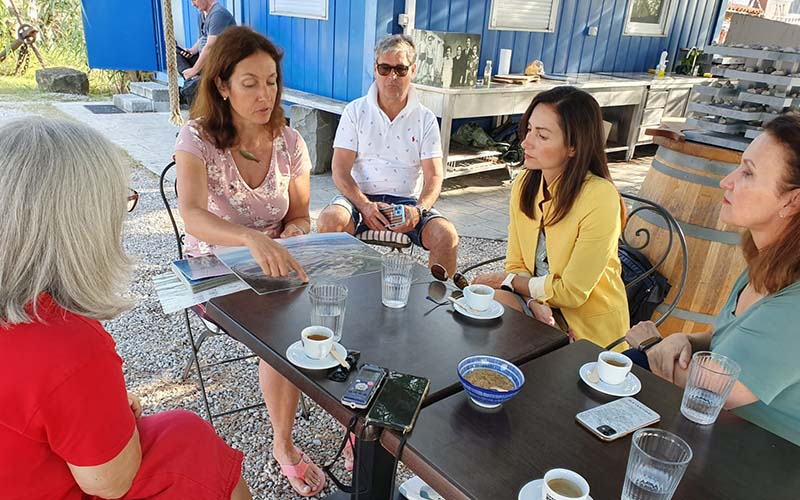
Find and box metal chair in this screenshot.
[459,191,688,350]
[159,161,310,425]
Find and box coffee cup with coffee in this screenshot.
[463,284,495,312]
[301,326,334,360]
[596,351,633,385]
[542,468,590,500]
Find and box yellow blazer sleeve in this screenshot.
[505,174,529,275]
[543,181,621,309]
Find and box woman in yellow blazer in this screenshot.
[474,86,628,347]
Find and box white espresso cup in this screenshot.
[542,468,590,500]
[463,284,495,311]
[301,326,334,360]
[596,351,633,385]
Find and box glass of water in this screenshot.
[680,351,741,425]
[308,281,347,342]
[622,428,692,500]
[381,253,414,308]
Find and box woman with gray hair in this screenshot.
[0,118,252,500]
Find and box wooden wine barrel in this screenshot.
[632,136,746,334]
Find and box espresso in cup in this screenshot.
[301,326,334,360]
[542,468,590,500]
[463,284,495,311]
[596,351,633,385]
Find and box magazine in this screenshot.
[214,232,383,295]
[171,255,238,293]
[153,271,249,314]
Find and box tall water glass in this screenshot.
[680,351,741,425]
[381,253,414,308]
[622,428,693,500]
[308,282,347,342]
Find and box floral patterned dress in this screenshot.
[174,119,311,256]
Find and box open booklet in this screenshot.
[214,232,383,295]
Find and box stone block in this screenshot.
[113,93,154,113]
[152,100,172,112]
[290,105,339,174]
[35,67,89,95]
[130,81,170,102]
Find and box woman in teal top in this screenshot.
[626,113,800,446]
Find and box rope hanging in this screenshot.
[160,0,183,126]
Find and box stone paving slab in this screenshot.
[35,101,652,239]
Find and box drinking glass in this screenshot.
[308,281,347,342]
[680,351,741,425]
[381,253,414,308]
[622,428,693,500]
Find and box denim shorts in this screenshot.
[330,194,445,250]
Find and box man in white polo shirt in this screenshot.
[317,34,459,274]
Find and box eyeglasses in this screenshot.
[127,188,139,213]
[430,263,469,290]
[376,63,410,77]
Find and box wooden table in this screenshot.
[206,265,569,499]
[383,340,800,500]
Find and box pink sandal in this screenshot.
[344,433,356,472]
[275,448,326,497]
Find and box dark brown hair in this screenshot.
[190,26,286,149]
[517,86,621,226]
[742,112,800,293]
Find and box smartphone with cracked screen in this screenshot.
[365,370,430,434]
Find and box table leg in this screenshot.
[323,438,398,500]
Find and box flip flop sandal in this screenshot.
[275,449,326,497]
[344,433,356,472]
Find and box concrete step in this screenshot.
[113,93,153,113]
[129,81,170,102]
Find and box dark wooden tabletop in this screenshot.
[206,265,569,424]
[382,340,800,500]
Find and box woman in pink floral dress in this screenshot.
[174,27,325,497]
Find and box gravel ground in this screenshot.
[114,160,507,500]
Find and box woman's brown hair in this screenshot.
[742,112,800,294]
[190,26,286,149]
[517,86,621,226]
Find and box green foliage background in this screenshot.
[1,0,136,96]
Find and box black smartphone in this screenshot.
[364,370,430,434]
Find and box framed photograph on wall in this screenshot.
[411,30,481,88]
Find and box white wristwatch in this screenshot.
[500,273,515,292]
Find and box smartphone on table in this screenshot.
[576,397,660,442]
[365,371,430,434]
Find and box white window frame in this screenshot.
[488,0,561,33]
[269,0,329,21]
[623,0,676,37]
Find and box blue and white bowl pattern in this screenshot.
[458,355,525,408]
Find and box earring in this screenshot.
[223,95,228,101]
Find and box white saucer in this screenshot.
[453,298,504,320]
[286,341,347,370]
[579,362,641,397]
[518,479,593,500]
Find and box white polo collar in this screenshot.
[366,82,420,120]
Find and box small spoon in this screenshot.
[448,295,481,315]
[329,348,350,370]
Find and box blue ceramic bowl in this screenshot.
[458,355,525,408]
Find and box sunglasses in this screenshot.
[127,188,139,213]
[376,63,410,77]
[328,350,362,382]
[426,280,464,306]
[430,263,469,290]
